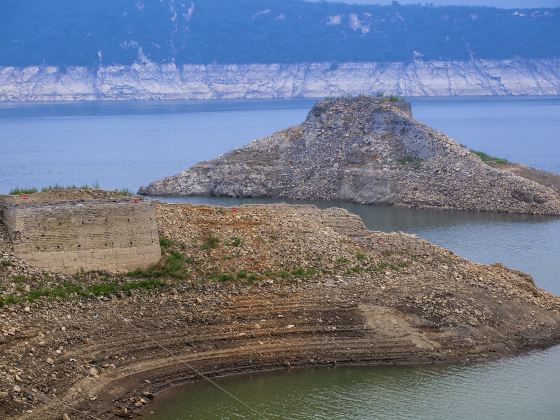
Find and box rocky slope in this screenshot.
[140,96,560,215]
[0,203,559,419]
[1,59,559,101]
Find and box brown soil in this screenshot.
[492,162,560,195]
[0,203,559,419]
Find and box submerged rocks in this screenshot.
[140,96,560,215]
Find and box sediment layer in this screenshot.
[0,203,559,419]
[1,59,559,102]
[140,96,560,216]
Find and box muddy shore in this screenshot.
[1,203,559,419]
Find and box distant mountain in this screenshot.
[1,0,558,67]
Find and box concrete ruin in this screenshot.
[0,190,161,273]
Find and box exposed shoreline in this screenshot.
[1,59,559,102]
[0,202,559,418]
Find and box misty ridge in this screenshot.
[2,0,559,67]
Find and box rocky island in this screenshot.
[140,96,560,216]
[0,191,559,418]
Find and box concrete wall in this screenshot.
[1,200,161,273]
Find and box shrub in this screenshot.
[229,236,242,247]
[159,236,174,248]
[201,235,220,250]
[470,150,509,164]
[9,187,38,195]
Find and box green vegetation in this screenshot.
[12,274,30,283]
[128,251,190,279]
[41,182,100,192]
[159,236,174,248]
[9,187,38,195]
[228,236,242,247]
[470,150,509,164]
[211,273,235,282]
[157,252,189,278]
[291,267,317,278]
[201,235,220,251]
[376,92,404,102]
[0,278,165,308]
[1,260,13,267]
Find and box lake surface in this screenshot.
[1,96,560,419]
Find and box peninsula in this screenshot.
[0,190,559,418]
[140,96,560,216]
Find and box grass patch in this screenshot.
[346,266,366,274]
[115,187,131,195]
[291,267,317,278]
[41,182,101,192]
[127,252,190,279]
[9,187,38,195]
[0,279,165,308]
[375,92,405,102]
[201,235,220,251]
[12,274,30,283]
[228,236,242,247]
[336,257,350,265]
[1,260,13,267]
[159,236,174,248]
[470,150,509,164]
[247,272,259,283]
[162,252,189,278]
[212,273,235,282]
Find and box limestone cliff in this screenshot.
[139,96,560,215]
[1,59,559,101]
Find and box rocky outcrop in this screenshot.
[140,96,560,215]
[1,58,559,101]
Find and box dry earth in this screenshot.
[0,203,559,419]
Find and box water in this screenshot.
[1,96,560,419]
[145,348,560,420]
[0,99,315,194]
[1,96,559,194]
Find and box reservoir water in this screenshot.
[1,96,559,419]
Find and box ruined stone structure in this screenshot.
[0,191,161,273]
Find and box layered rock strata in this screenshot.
[140,97,560,215]
[1,59,559,101]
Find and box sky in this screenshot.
[324,0,560,7]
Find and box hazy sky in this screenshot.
[325,0,560,7]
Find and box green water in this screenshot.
[145,348,560,419]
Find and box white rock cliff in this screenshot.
[1,59,559,101]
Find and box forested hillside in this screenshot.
[1,0,558,66]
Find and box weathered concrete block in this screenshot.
[0,192,161,274]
